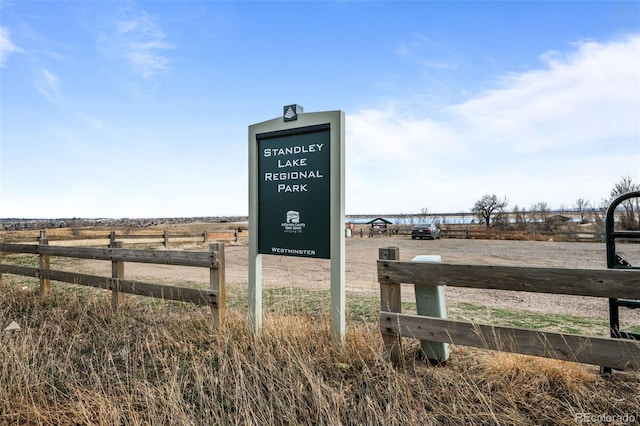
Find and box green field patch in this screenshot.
[449,302,611,336]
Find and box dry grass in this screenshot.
[1,281,639,425]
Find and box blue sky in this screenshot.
[1,1,639,218]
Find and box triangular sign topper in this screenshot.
[283,104,303,122]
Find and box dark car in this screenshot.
[411,223,440,240]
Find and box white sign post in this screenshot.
[248,108,346,341]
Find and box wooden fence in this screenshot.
[358,227,604,242]
[0,233,226,328]
[0,228,245,247]
[439,228,604,241]
[377,247,640,371]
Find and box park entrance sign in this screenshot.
[248,107,345,340]
[258,124,331,258]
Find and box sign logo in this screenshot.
[283,104,303,122]
[282,210,306,234]
[286,210,300,223]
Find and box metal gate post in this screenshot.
[601,190,640,375]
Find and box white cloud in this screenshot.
[113,11,175,78]
[346,35,640,214]
[36,68,62,101]
[448,36,640,153]
[0,26,21,66]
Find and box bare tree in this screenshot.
[529,201,550,230]
[398,213,413,225]
[472,194,508,229]
[605,176,640,230]
[574,198,591,224]
[512,205,526,230]
[537,202,550,222]
[592,203,606,234]
[492,211,510,230]
[418,207,429,223]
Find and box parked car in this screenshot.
[411,223,441,240]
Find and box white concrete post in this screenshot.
[412,255,450,363]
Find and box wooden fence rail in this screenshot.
[439,228,605,241]
[0,228,245,247]
[355,227,604,242]
[377,247,640,371]
[0,237,226,328]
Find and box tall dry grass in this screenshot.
[1,281,638,425]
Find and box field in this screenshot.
[1,230,639,424]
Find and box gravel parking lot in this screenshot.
[63,236,639,324]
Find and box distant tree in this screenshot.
[574,198,592,224]
[592,203,606,233]
[512,205,526,230]
[418,207,429,223]
[472,194,508,229]
[529,201,550,230]
[492,211,510,230]
[604,176,640,230]
[398,213,413,225]
[537,202,550,221]
[559,204,569,214]
[70,217,81,236]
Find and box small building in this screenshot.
[347,217,394,229]
[366,217,393,230]
[346,217,395,237]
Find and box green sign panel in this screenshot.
[257,124,331,258]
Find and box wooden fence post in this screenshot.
[109,231,116,247]
[379,247,401,364]
[163,230,169,248]
[209,242,226,329]
[111,240,125,309]
[38,230,50,295]
[203,231,208,243]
